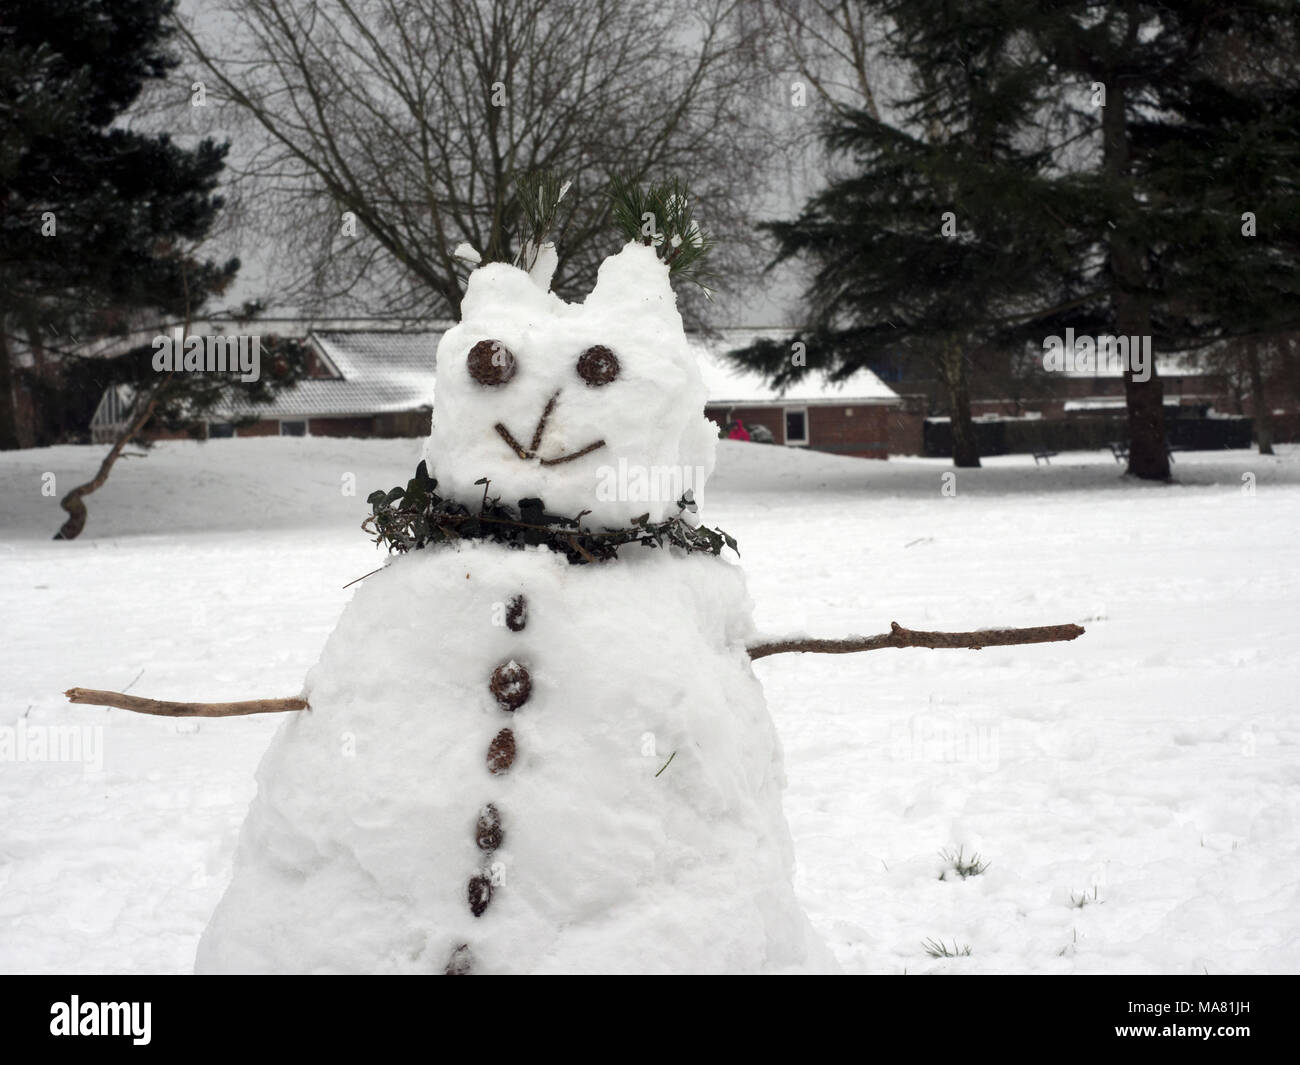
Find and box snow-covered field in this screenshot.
[2,437,1298,974]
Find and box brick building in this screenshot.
[693,329,902,458]
[90,324,441,443]
[881,348,1293,455]
[91,322,905,456]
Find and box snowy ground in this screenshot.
[2,437,1298,974]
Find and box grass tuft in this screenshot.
[938,846,990,880]
[923,937,972,958]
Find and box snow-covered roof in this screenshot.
[691,329,900,407]
[1063,397,1128,412]
[217,331,439,418]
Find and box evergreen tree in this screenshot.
[0,0,237,449]
[1028,0,1300,478]
[739,1,1300,479]
[732,12,1088,467]
[1135,13,1300,455]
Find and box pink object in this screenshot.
[728,419,751,442]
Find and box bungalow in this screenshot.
[90,324,442,443]
[89,323,901,456]
[692,329,902,458]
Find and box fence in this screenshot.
[923,413,1254,458]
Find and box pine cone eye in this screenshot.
[467,339,516,386]
[576,345,619,387]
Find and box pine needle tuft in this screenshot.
[512,168,571,271]
[608,174,715,292]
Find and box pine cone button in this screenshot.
[476,803,504,852]
[445,943,472,975]
[490,660,531,711]
[487,728,516,774]
[505,594,527,632]
[467,874,493,917]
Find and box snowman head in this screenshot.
[425,242,717,527]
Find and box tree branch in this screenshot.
[747,621,1085,660]
[64,687,307,717]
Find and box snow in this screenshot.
[195,540,828,973]
[425,243,718,526]
[1063,398,1130,412]
[692,335,900,406]
[195,243,823,974]
[2,438,1299,973]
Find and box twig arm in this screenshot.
[64,623,1083,712]
[747,621,1084,660]
[64,688,308,717]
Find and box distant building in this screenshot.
[90,322,442,443]
[871,344,1287,455]
[693,329,902,459]
[90,322,906,458]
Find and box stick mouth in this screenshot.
[537,439,606,466]
[494,389,606,466]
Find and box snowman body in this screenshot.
[196,245,832,973]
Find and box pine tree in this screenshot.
[739,1,1300,478]
[732,15,1088,467]
[1133,15,1300,456]
[0,0,238,449]
[1026,0,1300,478]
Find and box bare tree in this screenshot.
[175,0,774,322]
[757,0,887,123]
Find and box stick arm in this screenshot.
[747,621,1085,660]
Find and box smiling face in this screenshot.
[424,243,717,527]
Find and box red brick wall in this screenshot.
[374,409,433,437]
[233,420,279,437]
[807,404,890,458]
[308,416,375,437]
[138,426,200,442]
[888,410,926,456]
[136,412,429,440]
[1267,412,1300,443]
[706,404,893,458]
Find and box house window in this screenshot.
[279,420,307,437]
[208,422,235,438]
[784,407,808,446]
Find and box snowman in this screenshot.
[192,240,838,974]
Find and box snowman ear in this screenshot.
[461,261,557,321]
[583,242,680,328]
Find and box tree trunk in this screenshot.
[1102,60,1169,481]
[0,318,20,451]
[1122,356,1169,479]
[939,337,981,468]
[54,376,172,540]
[1246,336,1274,455]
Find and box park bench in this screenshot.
[1107,439,1181,464]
